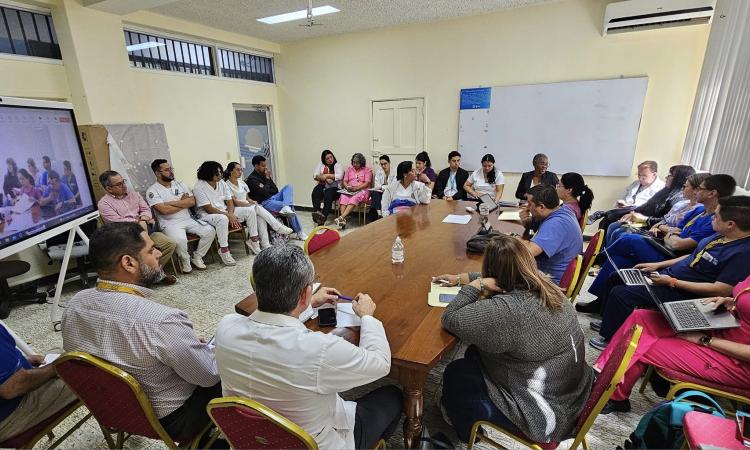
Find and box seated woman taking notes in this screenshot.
[464,153,505,202]
[381,161,431,217]
[433,234,593,444]
[334,153,372,229]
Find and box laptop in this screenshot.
[478,194,499,213]
[602,247,651,286]
[602,247,739,332]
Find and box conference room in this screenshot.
[2,0,750,449]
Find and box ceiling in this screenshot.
[148,0,561,43]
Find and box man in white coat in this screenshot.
[215,245,402,449]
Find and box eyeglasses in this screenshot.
[110,179,127,188]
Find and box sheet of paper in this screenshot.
[368,188,384,192]
[427,284,461,308]
[498,210,521,221]
[337,189,358,196]
[41,353,60,366]
[335,303,361,327]
[442,214,472,225]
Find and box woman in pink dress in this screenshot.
[334,153,372,229]
[594,274,750,414]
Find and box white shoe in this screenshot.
[247,239,261,255]
[279,206,295,216]
[260,241,272,250]
[276,225,293,235]
[191,255,207,270]
[180,258,192,273]
[295,231,308,241]
[219,251,236,266]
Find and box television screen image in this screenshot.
[0,99,97,258]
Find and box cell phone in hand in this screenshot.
[317,307,337,327]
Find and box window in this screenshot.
[124,30,214,75]
[218,48,274,83]
[0,5,60,59]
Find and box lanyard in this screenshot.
[96,281,145,298]
[683,211,706,230]
[689,235,750,268]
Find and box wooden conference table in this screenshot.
[235,200,524,448]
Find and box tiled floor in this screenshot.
[4,210,663,449]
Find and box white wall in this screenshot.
[275,0,709,215]
[0,0,282,283]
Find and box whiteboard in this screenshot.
[458,77,648,176]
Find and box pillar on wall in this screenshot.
[681,0,750,189]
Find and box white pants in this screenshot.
[201,206,257,248]
[254,204,287,247]
[161,217,216,262]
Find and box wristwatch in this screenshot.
[699,334,713,347]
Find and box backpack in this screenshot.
[466,231,502,254]
[621,390,725,449]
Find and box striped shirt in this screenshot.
[61,280,219,418]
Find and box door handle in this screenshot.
[373,138,379,142]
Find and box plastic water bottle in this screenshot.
[391,236,404,264]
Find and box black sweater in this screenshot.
[432,167,469,200]
[514,171,559,200]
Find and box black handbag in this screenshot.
[466,231,502,254]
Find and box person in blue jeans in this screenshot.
[245,155,307,241]
[589,195,750,352]
[582,174,736,315]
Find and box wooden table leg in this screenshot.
[400,369,428,449]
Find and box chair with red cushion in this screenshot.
[55,351,212,449]
[467,325,643,450]
[569,230,604,303]
[558,255,583,299]
[304,226,341,255]
[0,399,89,449]
[207,397,317,449]
[683,411,746,450]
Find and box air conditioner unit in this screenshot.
[603,0,716,36]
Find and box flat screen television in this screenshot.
[0,97,98,260]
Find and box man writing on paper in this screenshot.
[518,185,582,283]
[215,245,402,449]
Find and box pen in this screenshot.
[337,295,353,302]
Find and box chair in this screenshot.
[336,202,370,226]
[207,397,385,450]
[467,325,643,450]
[579,209,589,232]
[569,230,604,303]
[638,366,750,414]
[0,399,90,449]
[55,352,212,449]
[0,260,47,319]
[558,255,583,299]
[304,226,341,255]
[226,222,250,255]
[683,411,746,449]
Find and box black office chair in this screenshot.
[0,260,47,319]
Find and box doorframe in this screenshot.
[232,103,278,178]
[369,96,427,160]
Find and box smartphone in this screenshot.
[318,307,337,327]
[737,411,750,447]
[439,293,457,303]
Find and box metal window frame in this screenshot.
[0,2,60,60]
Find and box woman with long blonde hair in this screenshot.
[433,235,593,444]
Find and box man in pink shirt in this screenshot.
[97,170,177,285]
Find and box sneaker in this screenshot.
[601,399,631,415]
[295,231,308,241]
[276,225,293,235]
[589,320,602,332]
[312,211,326,226]
[587,210,605,225]
[180,258,192,274]
[589,336,609,351]
[191,255,207,270]
[219,251,236,266]
[279,206,295,216]
[588,267,601,277]
[246,239,261,255]
[160,274,178,285]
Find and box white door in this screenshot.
[371,98,424,167]
[234,105,276,179]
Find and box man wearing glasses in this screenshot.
[146,160,216,273]
[97,170,178,284]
